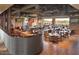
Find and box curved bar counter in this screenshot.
[0,29,43,55]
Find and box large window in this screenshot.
[70,18,79,24]
[43,18,52,25]
[55,18,69,25]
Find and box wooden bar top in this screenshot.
[10,29,39,37]
[20,31,36,37]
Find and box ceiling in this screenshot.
[9,4,78,17]
[70,4,79,10]
[0,4,13,14]
[0,4,79,17]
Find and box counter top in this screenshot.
[10,29,40,37]
[20,31,36,37]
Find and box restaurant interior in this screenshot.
[0,4,79,55]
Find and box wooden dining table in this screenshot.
[48,32,61,43]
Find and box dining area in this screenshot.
[41,25,79,55]
[0,4,79,55]
[44,25,71,44]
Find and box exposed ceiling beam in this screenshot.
[70,4,79,10]
[0,4,13,14]
[12,4,36,14]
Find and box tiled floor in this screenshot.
[40,35,79,55]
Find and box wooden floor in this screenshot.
[40,35,79,55]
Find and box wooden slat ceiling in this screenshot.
[70,4,79,10]
[0,4,13,14]
[0,4,79,17]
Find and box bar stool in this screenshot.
[0,40,8,54]
[0,40,5,47]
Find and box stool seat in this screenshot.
[0,40,5,47]
[0,47,8,52]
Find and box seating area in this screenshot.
[44,25,71,43]
[0,4,79,55]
